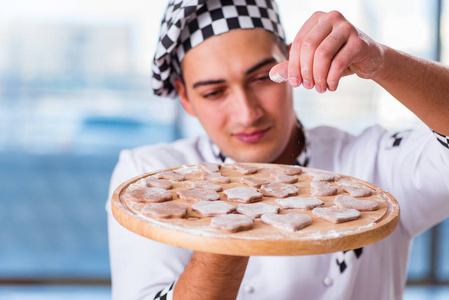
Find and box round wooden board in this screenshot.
[111,163,400,256]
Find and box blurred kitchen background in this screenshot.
[1,0,448,299]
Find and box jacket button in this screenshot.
[323,277,333,287]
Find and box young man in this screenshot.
[107,1,449,299]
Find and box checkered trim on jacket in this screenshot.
[433,130,449,149]
[153,281,175,300]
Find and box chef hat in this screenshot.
[152,0,286,98]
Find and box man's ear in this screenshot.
[174,78,196,117]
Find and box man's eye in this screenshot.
[203,90,223,99]
[253,75,270,82]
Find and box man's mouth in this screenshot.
[234,127,270,143]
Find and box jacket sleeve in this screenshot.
[106,150,193,300]
[375,125,449,238]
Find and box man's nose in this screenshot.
[231,89,264,126]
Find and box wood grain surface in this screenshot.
[111,163,400,256]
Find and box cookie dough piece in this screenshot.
[202,172,231,184]
[342,185,372,197]
[144,177,173,190]
[236,203,280,218]
[124,187,173,203]
[334,195,379,211]
[210,214,254,233]
[191,201,236,216]
[142,202,188,219]
[223,187,263,203]
[275,197,324,210]
[312,207,361,223]
[199,162,221,173]
[310,181,338,196]
[260,182,298,198]
[313,172,335,182]
[155,171,185,181]
[191,181,223,192]
[261,213,312,232]
[240,176,269,188]
[270,173,298,184]
[177,188,220,202]
[233,163,259,175]
[275,165,302,175]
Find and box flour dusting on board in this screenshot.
[115,163,400,254]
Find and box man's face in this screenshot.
[176,29,296,163]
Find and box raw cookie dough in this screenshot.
[275,165,302,175]
[224,187,263,203]
[342,185,372,197]
[124,187,173,203]
[114,162,399,256]
[312,172,335,182]
[191,201,236,216]
[310,181,338,196]
[270,173,298,184]
[144,177,173,190]
[275,197,324,210]
[233,163,259,175]
[198,162,221,173]
[191,181,223,192]
[236,202,280,218]
[177,188,220,202]
[312,207,361,223]
[261,213,312,231]
[155,171,185,181]
[260,182,298,198]
[142,202,188,219]
[334,195,379,211]
[202,172,231,184]
[240,176,269,188]
[210,214,254,233]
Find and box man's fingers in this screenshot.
[288,34,303,87]
[312,28,349,93]
[326,37,361,91]
[287,11,378,92]
[269,61,289,83]
[288,12,324,87]
[299,21,333,90]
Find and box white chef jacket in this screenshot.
[106,124,449,300]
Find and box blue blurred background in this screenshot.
[1,0,448,299]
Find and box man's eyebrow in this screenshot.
[191,58,277,89]
[193,79,226,89]
[245,58,277,75]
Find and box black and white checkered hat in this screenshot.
[152,0,286,98]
